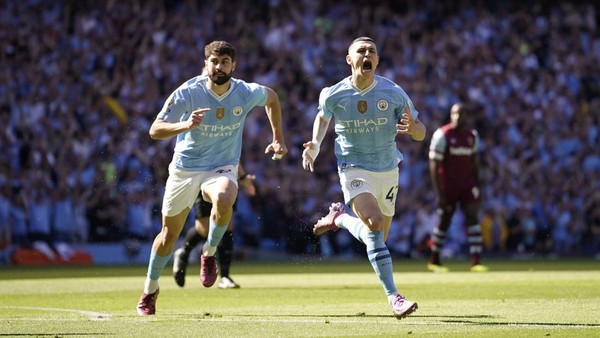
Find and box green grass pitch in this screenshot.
[1,258,599,337]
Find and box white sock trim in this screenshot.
[334,213,347,227]
[202,242,217,256]
[144,278,159,294]
[387,292,400,304]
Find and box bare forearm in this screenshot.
[312,113,330,145]
[265,105,284,143]
[265,88,285,143]
[149,119,188,140]
[429,160,442,198]
[411,118,426,141]
[149,109,207,140]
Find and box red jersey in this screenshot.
[429,123,479,191]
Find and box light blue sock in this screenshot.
[205,218,228,255]
[365,231,397,296]
[336,214,367,243]
[147,250,173,280]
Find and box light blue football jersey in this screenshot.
[157,75,268,170]
[319,75,420,172]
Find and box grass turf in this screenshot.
[0,258,598,337]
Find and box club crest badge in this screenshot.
[377,99,388,111]
[216,107,225,119]
[357,101,368,114]
[233,106,243,116]
[351,179,363,189]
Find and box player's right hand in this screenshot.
[302,141,320,172]
[186,108,210,130]
[239,173,257,197]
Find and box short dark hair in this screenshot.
[204,41,236,61]
[348,37,377,53]
[351,36,376,46]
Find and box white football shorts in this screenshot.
[161,164,238,217]
[339,167,399,217]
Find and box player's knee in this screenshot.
[364,214,385,231]
[212,197,235,216]
[158,227,179,247]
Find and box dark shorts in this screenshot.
[443,184,480,209]
[194,197,238,219]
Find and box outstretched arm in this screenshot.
[302,111,330,172]
[149,108,209,140]
[263,87,288,158]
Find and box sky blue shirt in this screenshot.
[28,197,51,235]
[158,75,268,170]
[319,75,420,172]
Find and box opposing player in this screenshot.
[302,37,425,320]
[427,102,489,272]
[172,164,256,289]
[137,40,287,316]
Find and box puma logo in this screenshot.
[336,103,348,111]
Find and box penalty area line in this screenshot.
[0,306,111,321]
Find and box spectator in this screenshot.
[50,178,77,260]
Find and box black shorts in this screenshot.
[194,197,238,220]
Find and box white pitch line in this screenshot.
[0,306,111,321]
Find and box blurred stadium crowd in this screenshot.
[1,0,599,263]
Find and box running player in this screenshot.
[137,40,287,316]
[302,37,425,320]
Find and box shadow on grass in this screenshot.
[197,313,495,319]
[196,312,600,327]
[0,334,111,337]
[441,319,600,327]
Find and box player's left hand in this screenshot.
[396,111,415,135]
[301,141,320,172]
[265,141,287,160]
[397,107,425,141]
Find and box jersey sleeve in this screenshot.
[244,82,269,107]
[317,86,334,120]
[428,128,446,161]
[402,97,419,121]
[157,89,188,122]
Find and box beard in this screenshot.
[210,71,232,85]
